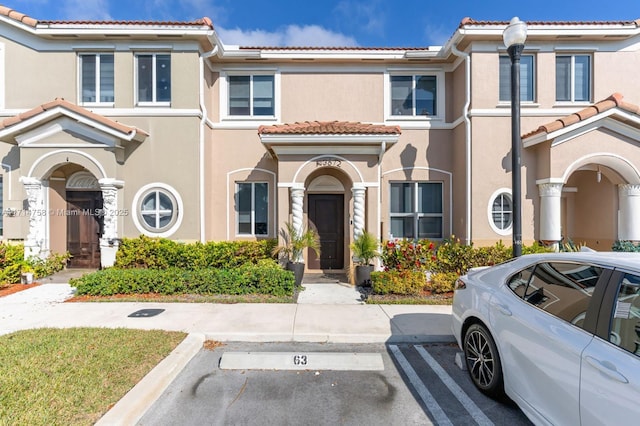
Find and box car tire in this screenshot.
[463,323,504,398]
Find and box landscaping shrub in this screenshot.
[0,243,69,285]
[72,259,294,297]
[612,240,640,252]
[428,272,459,294]
[380,239,436,272]
[370,270,425,295]
[114,236,277,269]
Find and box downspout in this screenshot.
[451,43,472,245]
[199,45,219,243]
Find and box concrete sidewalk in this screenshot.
[0,283,453,343]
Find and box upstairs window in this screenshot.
[556,55,591,102]
[228,75,275,116]
[499,54,535,102]
[390,182,443,239]
[391,75,437,116]
[80,54,114,105]
[136,53,171,105]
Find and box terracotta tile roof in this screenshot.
[0,5,213,29]
[523,93,640,139]
[0,5,37,26]
[459,17,640,27]
[258,121,402,135]
[0,98,149,138]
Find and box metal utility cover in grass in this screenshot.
[128,308,166,318]
[219,352,384,371]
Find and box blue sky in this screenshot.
[2,0,639,47]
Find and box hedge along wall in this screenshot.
[113,236,278,269]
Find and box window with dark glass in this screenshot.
[492,192,513,230]
[228,75,274,116]
[499,55,534,102]
[390,182,442,239]
[139,188,177,232]
[137,53,171,104]
[518,262,602,328]
[556,55,591,102]
[391,75,437,116]
[609,273,640,356]
[80,54,114,104]
[237,182,268,235]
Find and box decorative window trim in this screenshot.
[384,71,445,121]
[488,188,513,236]
[219,70,280,122]
[78,53,115,107]
[135,52,171,107]
[235,181,269,237]
[131,183,183,237]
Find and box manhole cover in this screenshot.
[128,308,165,318]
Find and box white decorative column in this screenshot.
[20,176,46,259]
[352,185,366,238]
[290,185,305,262]
[99,178,124,267]
[538,182,563,244]
[618,184,640,241]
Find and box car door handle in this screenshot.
[585,356,629,384]
[491,302,512,316]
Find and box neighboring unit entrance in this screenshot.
[66,191,102,268]
[308,194,344,270]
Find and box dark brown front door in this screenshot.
[66,191,102,268]
[308,194,344,270]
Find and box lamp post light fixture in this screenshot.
[503,16,527,257]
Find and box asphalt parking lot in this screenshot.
[138,342,531,426]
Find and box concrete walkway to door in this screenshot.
[296,273,365,305]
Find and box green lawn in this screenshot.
[0,328,186,425]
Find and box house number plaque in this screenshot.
[316,159,341,167]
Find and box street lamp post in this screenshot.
[503,17,527,257]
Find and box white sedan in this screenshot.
[451,251,640,426]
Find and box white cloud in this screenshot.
[217,24,358,47]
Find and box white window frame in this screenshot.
[220,70,280,122]
[389,181,443,240]
[385,71,445,122]
[78,53,115,107]
[488,188,513,236]
[499,54,535,103]
[555,54,592,104]
[131,183,183,237]
[236,181,269,237]
[135,53,171,106]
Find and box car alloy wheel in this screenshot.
[463,323,504,397]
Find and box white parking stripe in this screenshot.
[414,345,494,426]
[389,344,453,426]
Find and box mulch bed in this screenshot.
[0,282,42,297]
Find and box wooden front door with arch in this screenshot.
[308,194,344,270]
[66,191,102,268]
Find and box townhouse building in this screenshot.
[0,5,639,272]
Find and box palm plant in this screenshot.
[273,221,320,263]
[350,231,379,265]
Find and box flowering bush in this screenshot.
[380,239,437,272]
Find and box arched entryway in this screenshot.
[306,174,348,270]
[64,171,103,268]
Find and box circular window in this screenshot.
[132,183,183,237]
[488,189,513,235]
